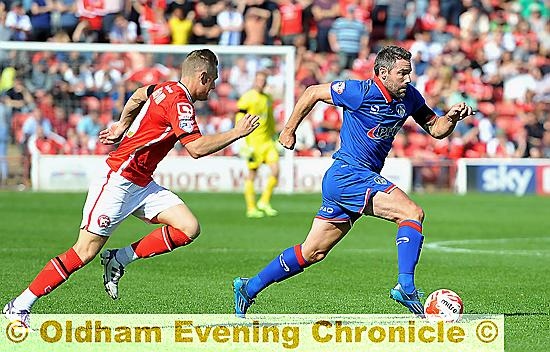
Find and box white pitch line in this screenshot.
[424,237,550,257]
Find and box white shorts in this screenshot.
[80,167,184,237]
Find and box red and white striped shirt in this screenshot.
[106,81,202,186]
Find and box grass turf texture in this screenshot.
[0,192,548,351]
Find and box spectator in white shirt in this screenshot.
[5,1,32,41]
[477,112,497,144]
[217,1,243,45]
[108,13,138,43]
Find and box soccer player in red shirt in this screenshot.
[3,49,260,327]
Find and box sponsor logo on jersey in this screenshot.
[176,102,195,133]
[179,120,194,133]
[177,102,194,121]
[370,105,380,113]
[396,104,406,117]
[98,215,111,228]
[367,122,401,140]
[279,254,290,272]
[331,81,345,94]
[374,176,388,185]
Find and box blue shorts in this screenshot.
[315,159,397,224]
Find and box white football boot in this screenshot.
[3,299,31,329]
[100,249,125,300]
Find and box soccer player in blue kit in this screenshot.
[233,46,475,317]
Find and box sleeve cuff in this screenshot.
[179,132,202,145]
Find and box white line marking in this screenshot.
[425,237,550,257]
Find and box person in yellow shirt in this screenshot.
[169,8,194,45]
[236,71,279,218]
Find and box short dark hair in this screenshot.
[374,46,412,75]
[181,49,219,78]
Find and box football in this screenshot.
[424,289,464,322]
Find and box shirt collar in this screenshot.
[177,81,193,102]
[373,75,393,103]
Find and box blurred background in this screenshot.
[0,0,548,195]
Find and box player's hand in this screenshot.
[99,122,126,145]
[234,114,260,137]
[446,102,475,123]
[278,128,296,150]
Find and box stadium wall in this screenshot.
[31,155,413,193]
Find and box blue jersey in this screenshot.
[330,77,426,173]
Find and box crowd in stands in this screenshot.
[0,0,549,185]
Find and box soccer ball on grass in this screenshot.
[424,289,463,322]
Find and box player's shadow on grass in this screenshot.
[503,312,550,316]
[468,311,549,316]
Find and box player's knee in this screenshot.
[403,204,424,224]
[73,232,104,264]
[304,249,328,264]
[72,245,97,265]
[172,220,200,240]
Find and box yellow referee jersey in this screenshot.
[236,89,275,145]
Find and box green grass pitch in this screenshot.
[0,192,548,351]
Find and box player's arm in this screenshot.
[413,102,475,140]
[279,83,333,149]
[185,114,260,159]
[99,84,156,144]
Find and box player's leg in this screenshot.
[234,219,351,317]
[4,229,108,326]
[124,203,199,261]
[244,167,263,218]
[4,169,129,324]
[257,145,279,216]
[365,187,425,315]
[101,186,196,299]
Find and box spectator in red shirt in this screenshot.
[278,0,303,46]
[51,106,69,138]
[133,0,167,43]
[127,54,171,86]
[74,0,107,42]
[28,125,65,155]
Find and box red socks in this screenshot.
[26,226,191,297]
[29,248,83,297]
[131,225,192,258]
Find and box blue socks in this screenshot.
[246,245,308,298]
[244,221,424,299]
[396,220,424,294]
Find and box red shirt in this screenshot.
[106,81,202,186]
[127,67,169,86]
[279,3,303,36]
[36,138,63,155]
